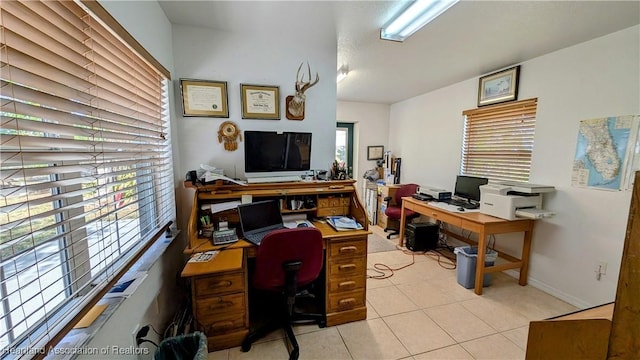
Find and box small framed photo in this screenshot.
[478,65,520,107]
[240,84,280,120]
[367,145,384,160]
[180,79,229,117]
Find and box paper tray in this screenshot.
[515,208,556,219]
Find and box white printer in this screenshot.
[479,181,556,220]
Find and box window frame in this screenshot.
[0,0,174,354]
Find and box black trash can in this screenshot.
[154,331,208,360]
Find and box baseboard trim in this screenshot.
[504,269,593,309]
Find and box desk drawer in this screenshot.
[328,257,366,277]
[317,207,349,217]
[328,289,365,312]
[329,240,366,258]
[423,208,462,227]
[194,273,244,298]
[328,276,365,293]
[195,293,245,323]
[200,313,246,335]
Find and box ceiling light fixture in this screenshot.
[337,66,349,83]
[380,0,459,42]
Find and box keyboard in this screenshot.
[244,232,269,245]
[246,175,302,184]
[446,199,479,209]
[430,201,480,212]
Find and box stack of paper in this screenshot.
[327,216,363,231]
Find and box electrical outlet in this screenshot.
[132,323,140,347]
[595,261,608,280]
[598,261,607,275]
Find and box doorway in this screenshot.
[336,122,354,179]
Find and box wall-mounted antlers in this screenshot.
[286,62,319,120]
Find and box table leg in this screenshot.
[398,202,407,247]
[519,226,533,286]
[474,228,487,295]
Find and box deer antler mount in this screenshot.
[286,62,319,120]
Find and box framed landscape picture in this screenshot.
[478,66,520,107]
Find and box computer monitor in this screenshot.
[454,175,489,203]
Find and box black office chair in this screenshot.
[384,183,420,239]
[241,227,325,360]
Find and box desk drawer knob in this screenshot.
[338,264,356,272]
[339,298,356,307]
[208,298,233,310]
[212,280,232,288]
[338,281,356,289]
[210,321,234,331]
[339,246,357,254]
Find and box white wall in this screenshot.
[172,21,337,231]
[337,101,390,198]
[389,25,640,308]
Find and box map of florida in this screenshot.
[579,119,620,181]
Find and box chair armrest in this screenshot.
[383,196,392,207]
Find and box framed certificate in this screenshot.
[367,145,384,160]
[240,84,280,120]
[180,79,229,117]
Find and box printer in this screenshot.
[479,181,556,220]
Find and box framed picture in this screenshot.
[180,79,229,117]
[477,65,520,107]
[240,84,280,119]
[367,145,384,160]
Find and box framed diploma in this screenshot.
[367,145,384,160]
[180,79,229,117]
[240,84,280,120]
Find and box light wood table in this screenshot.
[398,197,534,295]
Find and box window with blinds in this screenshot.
[0,0,174,353]
[461,98,538,182]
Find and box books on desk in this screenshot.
[327,216,363,231]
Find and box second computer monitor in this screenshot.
[454,175,489,202]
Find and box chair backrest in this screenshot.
[252,227,324,292]
[394,183,419,205]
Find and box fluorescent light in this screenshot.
[380,0,459,42]
[337,66,349,83]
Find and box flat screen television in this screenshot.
[244,131,312,173]
[454,175,489,203]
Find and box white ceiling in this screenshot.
[158,1,640,104]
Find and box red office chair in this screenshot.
[384,183,420,239]
[241,227,324,360]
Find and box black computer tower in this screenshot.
[405,222,439,251]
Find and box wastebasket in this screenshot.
[453,246,498,289]
[154,331,208,360]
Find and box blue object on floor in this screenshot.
[454,246,498,289]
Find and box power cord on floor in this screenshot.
[367,241,457,280]
[367,250,416,279]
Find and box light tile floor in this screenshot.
[209,227,577,360]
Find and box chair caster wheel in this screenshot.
[241,340,252,352]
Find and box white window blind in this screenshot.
[461,98,538,182]
[0,0,175,354]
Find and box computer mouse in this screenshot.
[297,223,309,227]
[457,207,465,212]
